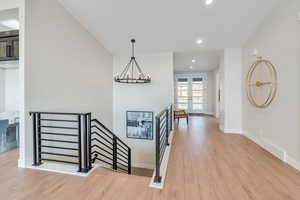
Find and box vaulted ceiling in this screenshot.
[59,0,280,55]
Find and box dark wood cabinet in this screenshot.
[0,30,19,61]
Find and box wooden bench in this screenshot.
[174,110,189,124]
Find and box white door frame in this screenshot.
[174,73,208,114]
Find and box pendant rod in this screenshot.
[131,39,135,58]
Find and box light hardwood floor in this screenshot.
[1,116,300,200]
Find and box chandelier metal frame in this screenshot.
[114,39,151,84]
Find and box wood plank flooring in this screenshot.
[0,116,300,199]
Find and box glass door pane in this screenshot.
[191,77,205,112]
[176,78,189,110]
[175,75,207,113]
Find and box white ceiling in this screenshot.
[174,50,221,73]
[0,8,18,32]
[59,0,280,55]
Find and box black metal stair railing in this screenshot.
[154,104,173,183]
[30,112,132,174]
[91,119,131,174]
[30,112,92,173]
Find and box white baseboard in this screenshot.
[285,155,300,171]
[223,129,243,134]
[188,112,214,115]
[28,162,99,177]
[244,132,300,172]
[260,138,286,161]
[245,133,263,146]
[244,133,285,161]
[201,112,214,116]
[18,158,26,168]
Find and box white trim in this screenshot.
[223,129,243,134]
[286,155,300,171]
[174,73,209,113]
[244,132,286,161]
[245,133,263,146]
[28,162,100,177]
[245,134,300,171]
[260,138,286,161]
[149,131,174,189]
[18,158,25,168]
[18,0,26,169]
[244,132,300,172]
[196,112,215,116]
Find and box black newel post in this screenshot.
[154,116,162,183]
[83,114,88,172]
[166,109,169,146]
[113,136,117,170]
[128,148,131,174]
[32,113,38,166]
[78,115,82,172]
[88,113,92,170]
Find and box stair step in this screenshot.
[131,167,154,177]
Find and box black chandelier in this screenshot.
[114,39,151,84]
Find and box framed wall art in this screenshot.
[126,111,153,140]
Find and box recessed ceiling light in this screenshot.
[189,66,193,69]
[1,19,19,29]
[205,0,214,5]
[192,59,196,63]
[196,39,203,45]
[203,0,215,7]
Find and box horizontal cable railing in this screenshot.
[91,119,131,174]
[154,104,173,183]
[29,112,92,173]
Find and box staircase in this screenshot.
[29,112,131,174]
[91,119,131,174]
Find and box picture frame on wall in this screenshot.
[126,111,153,140]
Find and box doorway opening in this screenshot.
[173,51,222,127]
[175,74,208,114]
[0,8,20,158]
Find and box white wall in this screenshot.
[204,71,215,115]
[0,0,19,10]
[4,69,20,112]
[218,53,225,130]
[213,68,220,118]
[217,49,243,133]
[23,0,113,166]
[113,52,174,168]
[223,48,243,134]
[0,68,20,112]
[0,69,5,112]
[243,0,300,164]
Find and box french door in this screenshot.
[175,75,207,114]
